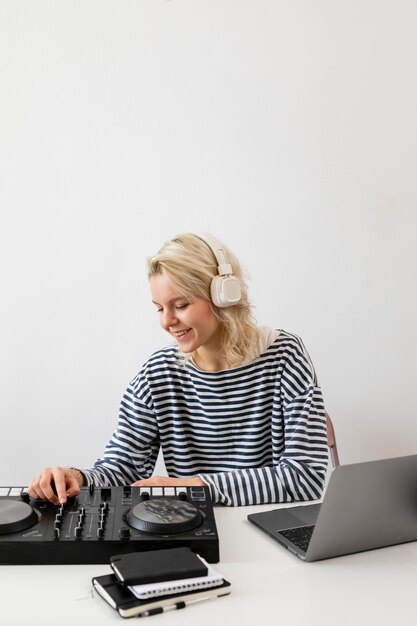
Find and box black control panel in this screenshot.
[0,485,219,564]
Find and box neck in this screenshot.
[192,348,230,372]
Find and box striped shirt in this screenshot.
[82,329,328,506]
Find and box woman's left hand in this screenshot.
[131,475,206,487]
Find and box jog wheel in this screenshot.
[126,497,203,534]
[0,500,40,535]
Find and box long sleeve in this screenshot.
[81,376,160,487]
[198,337,329,506]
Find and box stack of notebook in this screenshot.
[92,547,231,618]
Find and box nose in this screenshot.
[160,308,178,331]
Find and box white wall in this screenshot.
[1,0,416,485]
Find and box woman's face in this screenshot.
[150,274,221,354]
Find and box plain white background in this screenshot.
[1,0,416,485]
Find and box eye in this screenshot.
[176,303,189,310]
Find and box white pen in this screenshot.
[140,594,219,618]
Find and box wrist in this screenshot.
[68,467,85,487]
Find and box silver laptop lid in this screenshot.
[248,454,417,561]
[306,454,417,560]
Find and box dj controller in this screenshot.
[0,485,219,564]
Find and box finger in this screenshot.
[29,472,54,501]
[52,468,69,504]
[28,477,46,500]
[39,469,60,505]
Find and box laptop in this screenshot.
[247,454,417,561]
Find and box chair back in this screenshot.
[326,413,340,467]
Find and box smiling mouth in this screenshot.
[172,329,191,339]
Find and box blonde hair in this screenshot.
[147,233,263,368]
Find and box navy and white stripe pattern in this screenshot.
[82,330,328,506]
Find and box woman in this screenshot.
[28,232,328,506]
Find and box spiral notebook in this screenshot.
[129,557,224,599]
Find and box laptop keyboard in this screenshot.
[279,525,315,552]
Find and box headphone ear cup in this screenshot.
[210,275,242,308]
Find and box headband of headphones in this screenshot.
[194,233,234,276]
[193,233,242,307]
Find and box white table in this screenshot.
[1,501,416,626]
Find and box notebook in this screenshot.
[93,573,231,619]
[110,547,208,585]
[129,558,224,599]
[248,454,417,562]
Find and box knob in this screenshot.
[97,526,105,539]
[119,527,131,539]
[20,491,30,503]
[101,487,111,501]
[54,528,61,539]
[74,526,83,539]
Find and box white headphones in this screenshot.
[194,233,242,308]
